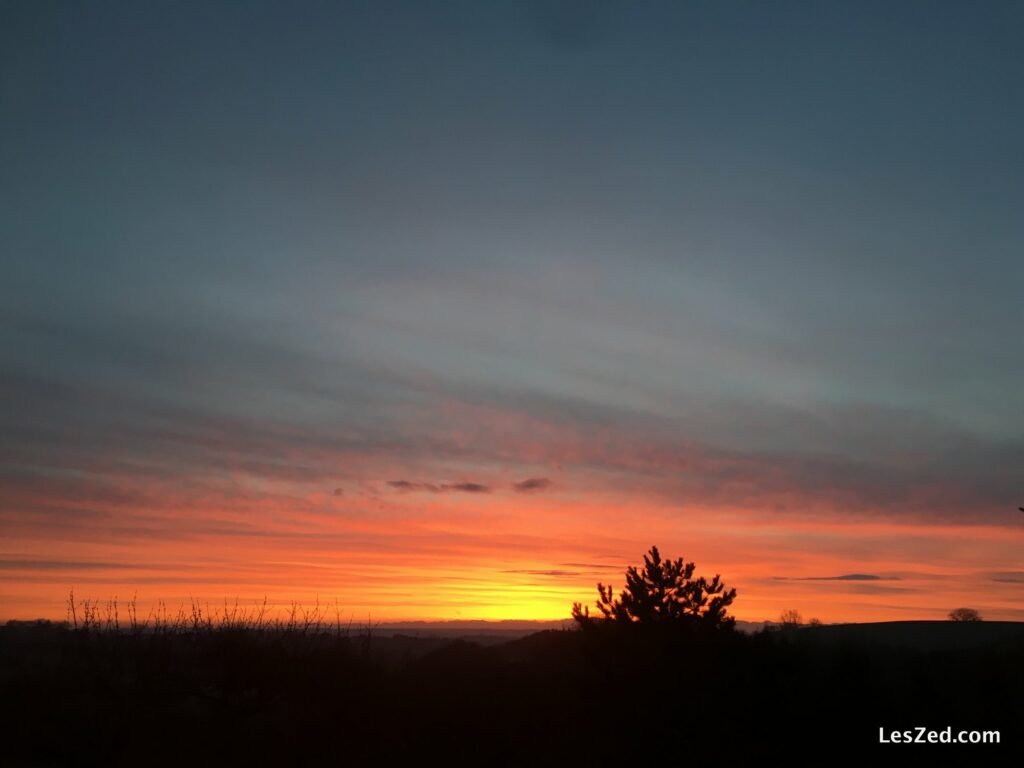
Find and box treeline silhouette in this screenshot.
[2,553,1021,763]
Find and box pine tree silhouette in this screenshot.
[572,545,737,630]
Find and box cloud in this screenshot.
[990,572,1024,583]
[445,482,489,493]
[387,480,439,492]
[0,559,177,571]
[512,477,552,493]
[503,569,580,577]
[386,480,490,494]
[560,562,622,571]
[332,488,345,496]
[4,353,1021,528]
[774,574,896,582]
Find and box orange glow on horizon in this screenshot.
[3,480,1022,624]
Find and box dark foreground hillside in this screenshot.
[2,620,1021,765]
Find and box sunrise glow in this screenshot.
[2,1,1022,626]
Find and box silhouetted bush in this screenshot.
[949,607,983,622]
[780,608,803,627]
[571,545,737,631]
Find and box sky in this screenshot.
[1,0,1022,623]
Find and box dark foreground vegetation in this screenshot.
[2,617,1022,765]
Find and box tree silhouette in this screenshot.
[948,607,982,622]
[572,545,737,630]
[779,609,802,627]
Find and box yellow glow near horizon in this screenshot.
[3,484,1023,624]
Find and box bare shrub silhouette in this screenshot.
[948,607,983,622]
[63,589,360,638]
[779,609,803,627]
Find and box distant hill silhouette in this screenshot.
[771,620,1024,651]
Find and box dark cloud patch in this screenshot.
[387,480,489,494]
[512,477,552,493]
[332,487,345,496]
[504,569,580,577]
[991,572,1024,583]
[445,482,489,493]
[387,480,439,492]
[0,574,289,586]
[0,559,189,572]
[774,574,896,582]
[560,562,622,571]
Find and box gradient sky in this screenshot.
[2,1,1022,623]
